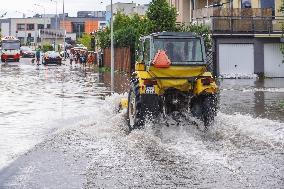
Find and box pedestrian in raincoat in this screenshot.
[87,52,95,67]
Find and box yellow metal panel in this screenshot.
[149,66,206,78]
[135,63,145,71]
[119,98,128,110]
[194,78,218,95]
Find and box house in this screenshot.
[168,0,284,78]
[106,2,149,16]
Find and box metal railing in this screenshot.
[193,8,273,19]
[193,16,284,34]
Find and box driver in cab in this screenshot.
[165,42,182,62]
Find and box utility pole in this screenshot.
[62,0,66,60]
[111,0,114,92]
[51,0,58,51]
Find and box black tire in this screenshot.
[202,95,217,128]
[127,87,144,131]
[191,94,217,129]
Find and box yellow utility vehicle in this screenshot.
[126,32,218,131]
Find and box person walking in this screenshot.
[87,52,95,68]
[76,51,80,64]
[69,52,74,65]
[35,48,41,66]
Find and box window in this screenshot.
[47,24,51,29]
[17,24,25,31]
[153,38,204,64]
[175,0,179,11]
[38,24,44,30]
[191,0,195,10]
[27,24,34,30]
[143,39,150,64]
[241,0,251,8]
[260,0,275,16]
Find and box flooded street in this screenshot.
[0,59,284,188]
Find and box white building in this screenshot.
[1,17,51,45]
[106,2,148,16]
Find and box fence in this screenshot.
[103,47,132,73]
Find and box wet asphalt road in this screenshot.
[0,58,283,188]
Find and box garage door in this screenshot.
[219,44,254,77]
[264,43,284,77]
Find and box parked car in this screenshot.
[42,51,62,65]
[20,47,35,58]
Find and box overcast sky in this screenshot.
[0,0,151,18]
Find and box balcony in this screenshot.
[192,8,284,34]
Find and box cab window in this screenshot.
[143,39,150,64]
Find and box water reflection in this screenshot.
[0,61,110,170]
[219,78,284,122]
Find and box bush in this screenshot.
[42,44,53,52]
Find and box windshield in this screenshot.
[21,47,32,51]
[2,41,20,50]
[153,38,204,64]
[46,51,60,57]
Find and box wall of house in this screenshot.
[275,0,283,17]
[1,23,10,36]
[180,0,191,24]
[10,18,51,44]
[214,36,281,76]
[168,0,192,25]
[60,21,72,33]
[85,20,99,34]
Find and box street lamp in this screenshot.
[99,0,114,92]
[34,4,46,46]
[0,12,7,18]
[50,0,58,51]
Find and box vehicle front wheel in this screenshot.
[127,88,144,131]
[202,95,217,128]
[191,94,217,129]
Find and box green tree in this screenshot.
[176,23,212,51]
[96,28,111,49]
[146,0,177,33]
[77,33,93,50]
[42,44,53,52]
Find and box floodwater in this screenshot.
[0,59,283,188]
